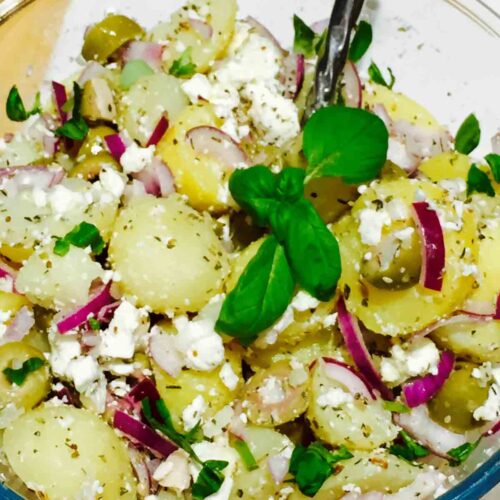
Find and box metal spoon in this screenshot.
[303,0,365,122]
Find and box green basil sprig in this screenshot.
[368,61,396,89]
[485,153,500,182]
[54,222,105,257]
[349,20,373,62]
[6,86,41,122]
[55,82,89,141]
[389,431,429,462]
[169,47,197,78]
[466,164,494,197]
[447,441,480,466]
[3,357,44,386]
[293,15,326,57]
[192,460,228,500]
[455,113,481,155]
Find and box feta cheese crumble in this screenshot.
[316,387,353,408]
[120,143,155,174]
[358,208,391,246]
[258,376,286,405]
[182,395,207,431]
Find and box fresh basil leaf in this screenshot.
[389,431,429,462]
[3,357,44,386]
[271,198,340,301]
[289,443,353,497]
[88,317,101,331]
[455,113,481,155]
[120,60,154,90]
[216,235,295,345]
[293,15,316,56]
[229,166,279,227]
[304,106,388,184]
[276,168,305,203]
[192,460,229,500]
[383,400,410,413]
[368,62,395,89]
[54,222,105,256]
[230,436,258,471]
[467,164,494,197]
[55,82,89,141]
[447,441,479,466]
[349,21,373,62]
[485,153,500,183]
[6,86,41,122]
[169,47,197,78]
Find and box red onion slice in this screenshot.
[113,410,177,458]
[0,307,34,345]
[96,300,120,324]
[414,312,492,338]
[337,298,393,400]
[395,405,467,458]
[342,61,362,108]
[402,351,454,408]
[133,157,175,197]
[186,126,248,169]
[146,115,169,147]
[321,358,375,400]
[51,81,68,123]
[56,283,113,334]
[104,134,127,162]
[412,201,445,292]
[483,420,500,437]
[295,55,305,99]
[494,294,500,320]
[149,331,183,378]
[122,41,164,71]
[268,454,290,485]
[245,16,286,55]
[0,258,18,281]
[188,18,213,40]
[128,378,161,405]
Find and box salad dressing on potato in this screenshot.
[0,1,498,499]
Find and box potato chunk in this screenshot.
[109,195,229,314]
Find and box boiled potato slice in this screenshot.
[241,360,310,427]
[0,134,42,168]
[431,320,500,363]
[150,0,237,73]
[109,195,228,314]
[419,151,470,181]
[16,245,103,310]
[157,103,234,212]
[152,345,241,429]
[307,360,397,450]
[0,244,33,263]
[336,178,478,336]
[117,73,188,145]
[0,290,29,316]
[0,342,50,411]
[363,83,440,128]
[3,405,136,499]
[290,450,419,499]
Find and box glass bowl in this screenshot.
[0,0,499,498]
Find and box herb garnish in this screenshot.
[447,440,479,466]
[230,435,258,471]
[389,430,429,462]
[349,20,373,62]
[485,153,500,183]
[455,113,481,155]
[293,15,317,57]
[383,400,411,413]
[466,164,494,197]
[289,443,353,497]
[6,86,41,122]
[368,62,395,89]
[169,47,197,78]
[192,460,229,500]
[3,357,44,386]
[54,222,105,257]
[55,82,89,141]
[88,317,102,331]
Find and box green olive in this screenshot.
[0,342,51,411]
[428,363,490,433]
[361,221,422,290]
[82,15,145,63]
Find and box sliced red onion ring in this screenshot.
[342,61,362,108]
[494,294,500,320]
[146,115,169,147]
[133,157,175,197]
[321,357,375,400]
[128,378,161,405]
[395,405,467,458]
[78,61,107,86]
[492,133,500,155]
[52,81,68,123]
[402,351,454,408]
[268,455,290,485]
[186,126,248,168]
[295,54,305,98]
[149,331,183,378]
[412,201,445,292]
[0,258,18,281]
[56,283,113,334]
[113,410,177,458]
[336,298,393,400]
[483,420,500,437]
[0,307,34,345]
[96,300,120,324]
[188,18,213,40]
[245,16,286,55]
[104,134,127,162]
[122,41,164,71]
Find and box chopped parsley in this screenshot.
[169,47,197,78]
[54,222,105,257]
[55,82,89,141]
[3,357,44,386]
[368,61,395,89]
[6,86,41,122]
[389,431,429,462]
[447,441,480,466]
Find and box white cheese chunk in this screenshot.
[219,362,239,390]
[316,387,353,408]
[258,376,286,405]
[120,143,155,174]
[358,208,391,246]
[182,395,207,431]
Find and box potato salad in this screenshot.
[0,1,499,499]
